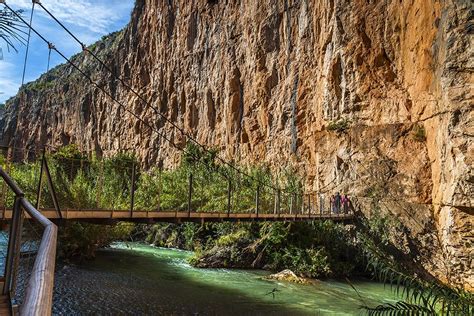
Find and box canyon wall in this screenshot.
[1,0,472,289]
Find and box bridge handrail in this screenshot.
[20,198,57,315]
[0,166,57,315]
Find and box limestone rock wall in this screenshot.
[1,0,472,289]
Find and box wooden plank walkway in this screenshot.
[0,280,12,316]
[0,209,354,223]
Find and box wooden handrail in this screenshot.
[20,198,57,316]
[0,166,57,315]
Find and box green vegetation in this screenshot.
[1,143,303,213]
[0,143,302,257]
[0,142,299,212]
[327,118,351,132]
[58,222,135,260]
[146,221,365,279]
[26,80,55,93]
[361,241,473,314]
[412,124,426,142]
[3,144,471,313]
[144,212,473,313]
[358,212,474,315]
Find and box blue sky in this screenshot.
[0,0,134,103]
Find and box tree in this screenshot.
[0,8,26,53]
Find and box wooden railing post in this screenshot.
[227,179,231,217]
[300,193,305,215]
[130,162,136,217]
[35,150,45,209]
[10,203,23,299]
[255,186,260,218]
[4,195,23,296]
[187,172,193,217]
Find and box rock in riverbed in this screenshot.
[264,270,310,285]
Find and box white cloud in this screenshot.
[0,0,133,102]
[12,0,133,35]
[0,60,20,103]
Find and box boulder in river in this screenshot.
[264,269,311,284]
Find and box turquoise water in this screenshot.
[52,243,400,315]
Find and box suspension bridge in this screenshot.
[0,145,356,224]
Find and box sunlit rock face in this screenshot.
[1,0,472,289]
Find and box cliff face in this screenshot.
[1,0,472,288]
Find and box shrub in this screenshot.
[216,229,250,246]
[327,119,351,132]
[412,124,426,142]
[58,222,136,260]
[27,80,54,92]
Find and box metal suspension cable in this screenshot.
[46,42,52,72]
[3,3,248,192]
[2,4,179,148]
[36,2,201,146]
[345,159,426,229]
[35,1,282,193]
[10,0,35,161]
[20,1,35,86]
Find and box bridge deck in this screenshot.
[0,209,354,222]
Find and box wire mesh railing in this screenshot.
[12,219,42,307]
[0,161,57,315]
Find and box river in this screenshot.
[50,242,400,315]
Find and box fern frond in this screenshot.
[363,300,436,315]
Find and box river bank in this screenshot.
[143,221,369,280]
